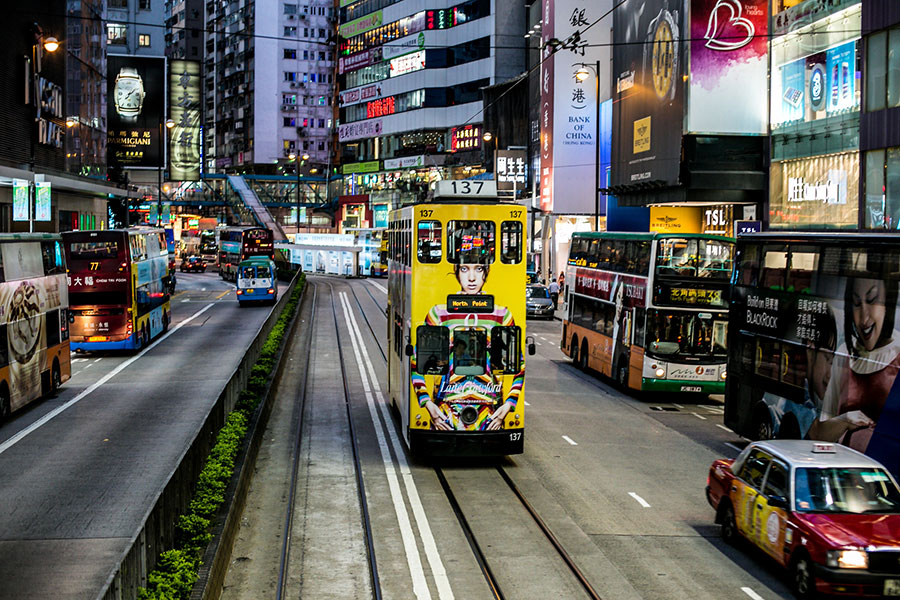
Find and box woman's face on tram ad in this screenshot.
[456,264,487,295]
[807,345,834,403]
[851,278,887,352]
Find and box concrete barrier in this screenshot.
[96,274,302,600]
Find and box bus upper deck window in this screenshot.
[448,221,495,264]
[500,222,522,264]
[417,220,441,263]
[761,245,788,289]
[737,244,760,286]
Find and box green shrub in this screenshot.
[139,277,305,599]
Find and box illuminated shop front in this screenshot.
[770,152,859,229]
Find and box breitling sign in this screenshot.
[107,55,166,169]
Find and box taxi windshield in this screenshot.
[794,467,900,514]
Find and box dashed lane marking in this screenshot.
[562,435,577,446]
[629,492,651,508]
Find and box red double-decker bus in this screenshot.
[216,226,274,282]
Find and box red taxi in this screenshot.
[707,440,900,598]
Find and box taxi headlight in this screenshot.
[826,550,868,569]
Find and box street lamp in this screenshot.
[28,23,60,233]
[573,61,601,232]
[158,118,175,225]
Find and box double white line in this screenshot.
[338,292,452,600]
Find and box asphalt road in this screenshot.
[223,277,796,600]
[0,270,278,600]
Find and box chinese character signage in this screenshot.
[366,96,395,118]
[107,54,166,169]
[34,182,51,221]
[495,150,527,191]
[12,179,29,222]
[450,125,481,152]
[169,60,201,181]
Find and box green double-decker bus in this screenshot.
[561,231,734,394]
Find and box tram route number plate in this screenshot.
[447,294,494,313]
[680,385,703,393]
[885,580,900,596]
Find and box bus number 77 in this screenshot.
[89,262,100,271]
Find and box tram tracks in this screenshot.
[346,279,603,600]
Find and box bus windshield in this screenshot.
[67,239,122,262]
[646,309,728,358]
[656,238,733,279]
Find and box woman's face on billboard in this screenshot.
[457,264,486,294]
[852,278,887,352]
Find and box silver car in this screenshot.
[526,284,555,319]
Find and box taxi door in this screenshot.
[731,449,770,538]
[755,459,790,564]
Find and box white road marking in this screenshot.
[340,293,449,600]
[692,412,707,420]
[700,404,724,414]
[562,435,577,446]
[92,358,102,363]
[673,403,683,409]
[725,442,744,452]
[71,371,81,377]
[366,279,387,294]
[741,587,765,600]
[534,341,541,346]
[524,401,531,406]
[0,303,216,458]
[716,424,732,432]
[72,358,87,363]
[181,299,190,303]
[629,492,651,508]
[82,362,94,370]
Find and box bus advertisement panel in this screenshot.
[388,202,529,457]
[562,232,733,393]
[727,234,900,477]
[0,234,70,419]
[63,229,171,351]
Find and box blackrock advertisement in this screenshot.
[734,248,900,477]
[107,55,166,169]
[612,0,684,188]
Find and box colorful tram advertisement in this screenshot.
[726,233,900,478]
[62,228,172,352]
[0,234,70,420]
[562,232,734,394]
[217,226,274,282]
[387,201,532,456]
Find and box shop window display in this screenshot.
[865,148,900,230]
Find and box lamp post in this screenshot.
[159,118,175,225]
[575,61,601,232]
[29,23,60,233]
[288,152,309,237]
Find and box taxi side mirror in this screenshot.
[768,495,789,510]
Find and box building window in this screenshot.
[284,71,296,81]
[866,27,900,112]
[864,147,900,229]
[283,117,296,127]
[303,50,309,59]
[284,48,296,59]
[107,23,127,45]
[281,94,297,105]
[284,26,297,37]
[139,0,150,8]
[138,34,151,47]
[284,3,297,14]
[109,0,127,7]
[318,119,325,128]
[283,140,296,151]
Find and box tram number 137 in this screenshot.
[434,179,498,198]
[509,432,522,441]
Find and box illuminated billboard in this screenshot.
[107,55,166,169]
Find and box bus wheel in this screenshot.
[51,359,61,393]
[142,327,150,347]
[0,386,9,422]
[752,407,774,441]
[162,312,169,333]
[616,361,628,389]
[569,337,578,365]
[579,340,589,372]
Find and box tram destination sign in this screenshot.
[446,294,495,313]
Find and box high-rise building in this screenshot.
[203,0,337,174]
[166,0,204,60]
[107,0,166,56]
[336,0,526,224]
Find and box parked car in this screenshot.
[526,284,555,319]
[180,256,207,273]
[707,440,900,598]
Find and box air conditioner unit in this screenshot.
[282,105,294,111]
[288,14,295,20]
[289,82,297,88]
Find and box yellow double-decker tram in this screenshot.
[387,182,532,456]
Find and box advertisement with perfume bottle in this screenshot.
[107,55,166,170]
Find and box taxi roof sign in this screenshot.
[812,442,836,453]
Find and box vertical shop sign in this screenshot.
[34,182,51,221]
[169,60,201,181]
[12,179,29,222]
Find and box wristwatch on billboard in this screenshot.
[114,66,145,123]
[642,2,679,102]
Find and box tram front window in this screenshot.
[448,221,495,264]
[453,329,486,375]
[416,326,449,375]
[646,310,728,359]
